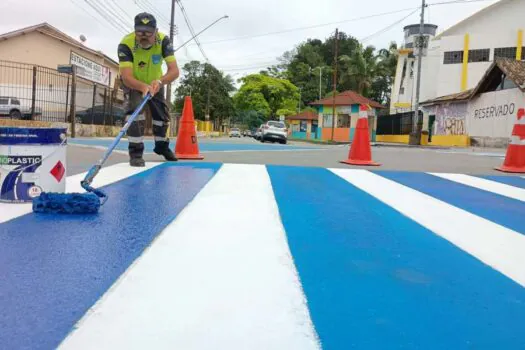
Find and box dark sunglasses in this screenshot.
[136,31,154,37]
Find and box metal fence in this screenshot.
[376,111,422,135]
[0,60,122,125]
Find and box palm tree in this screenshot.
[338,44,378,95]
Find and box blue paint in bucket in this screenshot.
[0,127,67,203]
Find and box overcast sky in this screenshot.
[0,0,499,84]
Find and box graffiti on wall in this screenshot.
[434,103,467,135]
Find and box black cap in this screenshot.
[134,12,157,32]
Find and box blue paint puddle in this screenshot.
[267,165,525,349]
[69,138,318,152]
[0,162,221,350]
[374,171,525,235]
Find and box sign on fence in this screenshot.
[70,51,110,86]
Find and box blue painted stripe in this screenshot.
[0,163,221,350]
[375,171,525,234]
[267,166,525,350]
[481,175,525,189]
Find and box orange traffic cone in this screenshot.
[495,107,525,173]
[340,104,380,166]
[175,96,204,160]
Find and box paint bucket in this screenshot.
[0,127,67,203]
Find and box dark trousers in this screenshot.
[124,88,170,159]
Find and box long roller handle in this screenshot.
[81,92,152,190]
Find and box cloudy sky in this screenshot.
[0,0,499,84]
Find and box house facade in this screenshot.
[310,90,385,142]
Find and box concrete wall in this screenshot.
[390,0,525,113]
[467,88,524,138]
[0,31,118,87]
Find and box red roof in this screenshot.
[309,90,385,109]
[285,110,318,121]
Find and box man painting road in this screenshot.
[117,12,180,167]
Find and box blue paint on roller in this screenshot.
[32,191,101,213]
[0,162,221,350]
[375,171,525,234]
[267,165,525,349]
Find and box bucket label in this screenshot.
[0,155,42,166]
[0,155,42,203]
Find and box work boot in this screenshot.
[154,140,178,161]
[130,157,145,167]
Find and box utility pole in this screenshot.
[331,28,339,142]
[410,0,426,145]
[319,67,322,100]
[166,0,176,111]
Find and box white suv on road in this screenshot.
[260,121,287,144]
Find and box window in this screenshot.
[337,114,351,128]
[11,98,20,105]
[494,47,517,59]
[444,51,463,64]
[0,98,8,105]
[468,49,490,62]
[268,121,285,129]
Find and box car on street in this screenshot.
[75,105,126,126]
[0,96,42,120]
[260,120,288,144]
[229,127,241,138]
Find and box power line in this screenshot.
[142,0,171,24]
[91,0,132,30]
[69,0,120,34]
[360,8,420,43]
[193,7,420,45]
[83,0,130,34]
[428,0,493,5]
[135,0,171,29]
[177,0,209,62]
[108,0,134,22]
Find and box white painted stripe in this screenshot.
[0,162,164,224]
[330,169,525,287]
[58,164,320,350]
[429,173,525,202]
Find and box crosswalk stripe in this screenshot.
[375,171,525,235]
[330,168,525,287]
[480,175,525,189]
[0,163,221,350]
[0,162,165,224]
[59,164,320,350]
[429,173,525,202]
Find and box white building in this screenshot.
[390,0,525,115]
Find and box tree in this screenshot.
[233,74,300,119]
[262,31,398,107]
[339,44,378,96]
[174,61,235,124]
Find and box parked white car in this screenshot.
[0,96,42,120]
[229,127,241,138]
[260,120,287,144]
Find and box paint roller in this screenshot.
[32,93,152,214]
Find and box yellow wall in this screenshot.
[376,135,409,143]
[425,135,470,147]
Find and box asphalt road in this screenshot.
[66,136,518,176]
